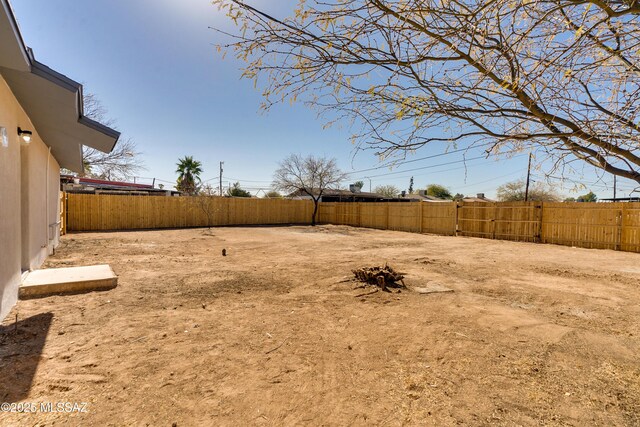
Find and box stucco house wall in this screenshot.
[0,74,62,320]
[0,0,119,321]
[20,119,61,272]
[0,74,23,321]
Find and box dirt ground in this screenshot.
[1,225,639,426]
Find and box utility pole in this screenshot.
[613,175,617,201]
[219,161,224,196]
[365,177,372,192]
[524,153,532,202]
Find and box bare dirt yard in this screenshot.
[1,225,640,426]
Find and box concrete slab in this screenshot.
[19,265,117,299]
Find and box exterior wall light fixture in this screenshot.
[1,126,8,148]
[17,127,32,143]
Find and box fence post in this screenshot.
[419,202,423,233]
[60,192,66,235]
[615,204,623,251]
[491,203,497,240]
[536,202,543,243]
[386,203,390,229]
[455,201,461,236]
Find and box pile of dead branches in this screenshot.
[352,264,405,292]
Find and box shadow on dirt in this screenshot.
[0,312,53,402]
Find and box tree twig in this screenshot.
[265,337,289,354]
[354,289,379,298]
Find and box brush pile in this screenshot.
[352,264,405,291]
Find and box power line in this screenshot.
[349,150,524,180]
[454,169,525,190]
[219,144,509,186]
[344,153,527,185]
[345,142,495,175]
[223,176,272,183]
[530,174,639,193]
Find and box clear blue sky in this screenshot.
[10,0,638,199]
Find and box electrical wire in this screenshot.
[348,150,524,180]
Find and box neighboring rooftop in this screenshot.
[61,175,180,196]
[288,188,410,202]
[461,193,495,203]
[599,197,640,202]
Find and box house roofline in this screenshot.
[1,0,120,170]
[2,0,30,70]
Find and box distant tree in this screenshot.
[273,154,348,225]
[227,182,252,197]
[577,191,598,203]
[497,180,560,202]
[564,197,576,202]
[453,193,465,201]
[374,184,400,198]
[176,156,203,195]
[408,177,414,194]
[426,184,453,200]
[158,183,165,190]
[79,93,144,181]
[265,190,282,198]
[353,180,365,191]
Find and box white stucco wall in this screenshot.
[0,73,61,321]
[0,74,23,321]
[20,124,61,271]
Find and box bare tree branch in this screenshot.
[214,0,640,183]
[79,93,144,181]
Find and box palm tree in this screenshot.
[175,156,203,195]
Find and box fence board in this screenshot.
[621,203,640,252]
[541,202,622,250]
[360,203,388,230]
[457,202,496,238]
[66,194,640,253]
[421,202,456,235]
[388,203,421,232]
[67,194,314,231]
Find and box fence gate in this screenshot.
[456,201,542,242]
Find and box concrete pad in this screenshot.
[19,265,117,299]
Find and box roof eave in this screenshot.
[0,0,120,171]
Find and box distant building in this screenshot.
[398,191,494,203]
[461,193,495,203]
[400,190,451,202]
[599,197,640,203]
[289,188,495,203]
[61,175,180,196]
[289,188,390,202]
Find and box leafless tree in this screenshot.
[80,93,144,181]
[195,184,220,230]
[214,0,640,184]
[373,184,400,198]
[273,154,348,225]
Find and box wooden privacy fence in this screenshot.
[65,193,640,253]
[66,193,314,231]
[318,201,640,253]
